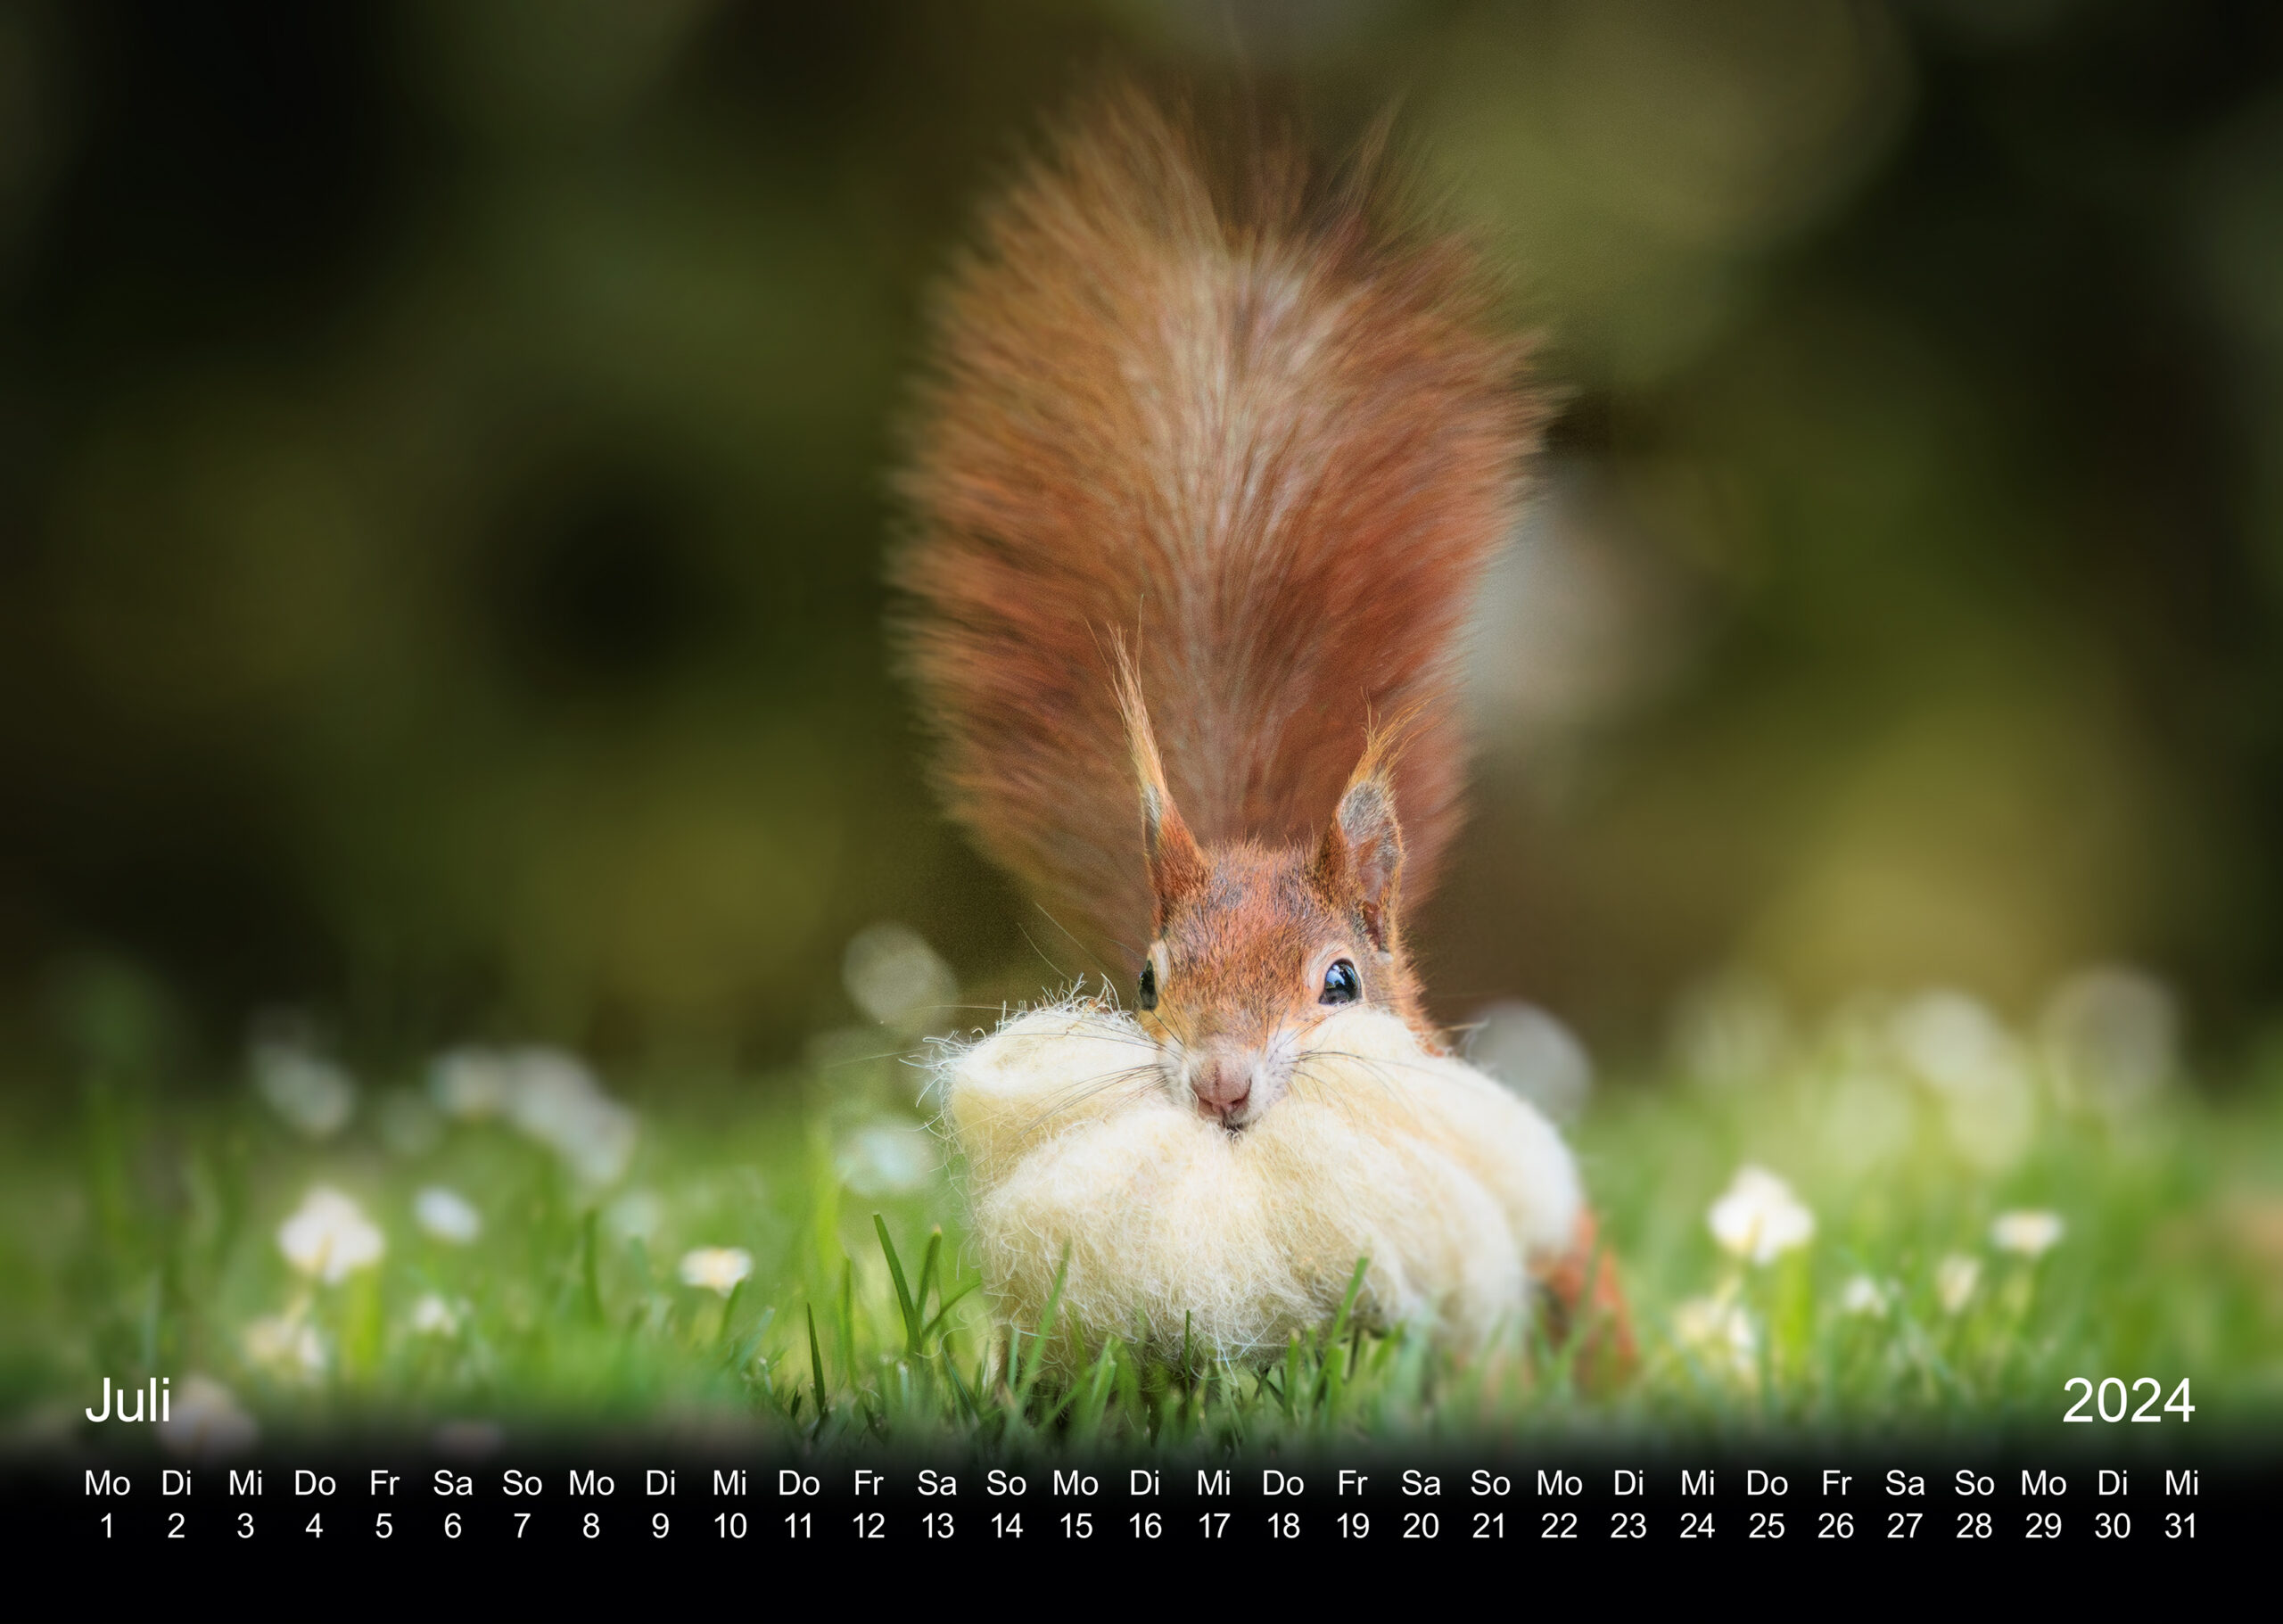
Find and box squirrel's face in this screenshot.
[1114,652,1432,1128]
[1134,840,1422,1129]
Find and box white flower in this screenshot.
[678,1247,753,1297]
[1707,1165,1816,1265]
[1892,990,2019,1096]
[1936,1253,1982,1314]
[1840,1274,1892,1317]
[158,1375,258,1458]
[1467,1002,1594,1122]
[1891,990,2040,1172]
[243,1315,326,1379]
[553,1104,638,1186]
[1990,1209,2065,1259]
[409,1293,462,1336]
[252,1039,356,1138]
[1672,973,1792,1089]
[277,1186,385,1283]
[2040,966,2177,1111]
[1673,1294,1758,1381]
[429,1048,518,1119]
[414,1186,482,1245]
[507,1051,638,1186]
[844,922,958,1030]
[433,1045,637,1186]
[837,1119,938,1197]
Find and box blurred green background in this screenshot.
[2,0,2283,1083]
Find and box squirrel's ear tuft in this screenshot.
[1322,718,1410,952]
[1112,637,1207,928]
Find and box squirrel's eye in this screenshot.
[1138,960,1158,1011]
[1320,960,1360,1006]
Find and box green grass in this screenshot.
[4,1020,2280,1455]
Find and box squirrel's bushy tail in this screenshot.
[894,87,1543,969]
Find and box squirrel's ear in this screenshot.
[1318,725,1408,953]
[1112,639,1207,929]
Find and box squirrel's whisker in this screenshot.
[1291,1049,1433,1137]
[1015,1065,1166,1136]
[1014,924,1080,988]
[1034,902,1135,986]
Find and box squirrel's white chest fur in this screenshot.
[938,1002,1582,1361]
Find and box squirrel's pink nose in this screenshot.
[1190,1053,1253,1123]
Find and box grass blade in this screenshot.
[1316,1256,1371,1414]
[728,1306,777,1379]
[918,1279,978,1347]
[805,1302,830,1422]
[1069,1340,1119,1440]
[1010,1249,1069,1409]
[838,1256,857,1392]
[916,1230,944,1332]
[941,1345,982,1424]
[1113,1340,1143,1434]
[874,1213,923,1355]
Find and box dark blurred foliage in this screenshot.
[3,0,2283,1084]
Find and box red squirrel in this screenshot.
[894,87,1631,1378]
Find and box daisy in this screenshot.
[678,1247,753,1297]
[1990,1209,2065,1259]
[277,1187,384,1283]
[1840,1274,1892,1318]
[1673,1294,1758,1382]
[1936,1253,1982,1314]
[243,1315,326,1378]
[1708,1166,1816,1265]
[414,1186,482,1245]
[409,1293,463,1336]
[252,1040,356,1138]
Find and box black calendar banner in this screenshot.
[11,1436,2267,1590]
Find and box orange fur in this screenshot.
[1537,1208,1637,1390]
[893,87,1544,971]
[894,87,1628,1373]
